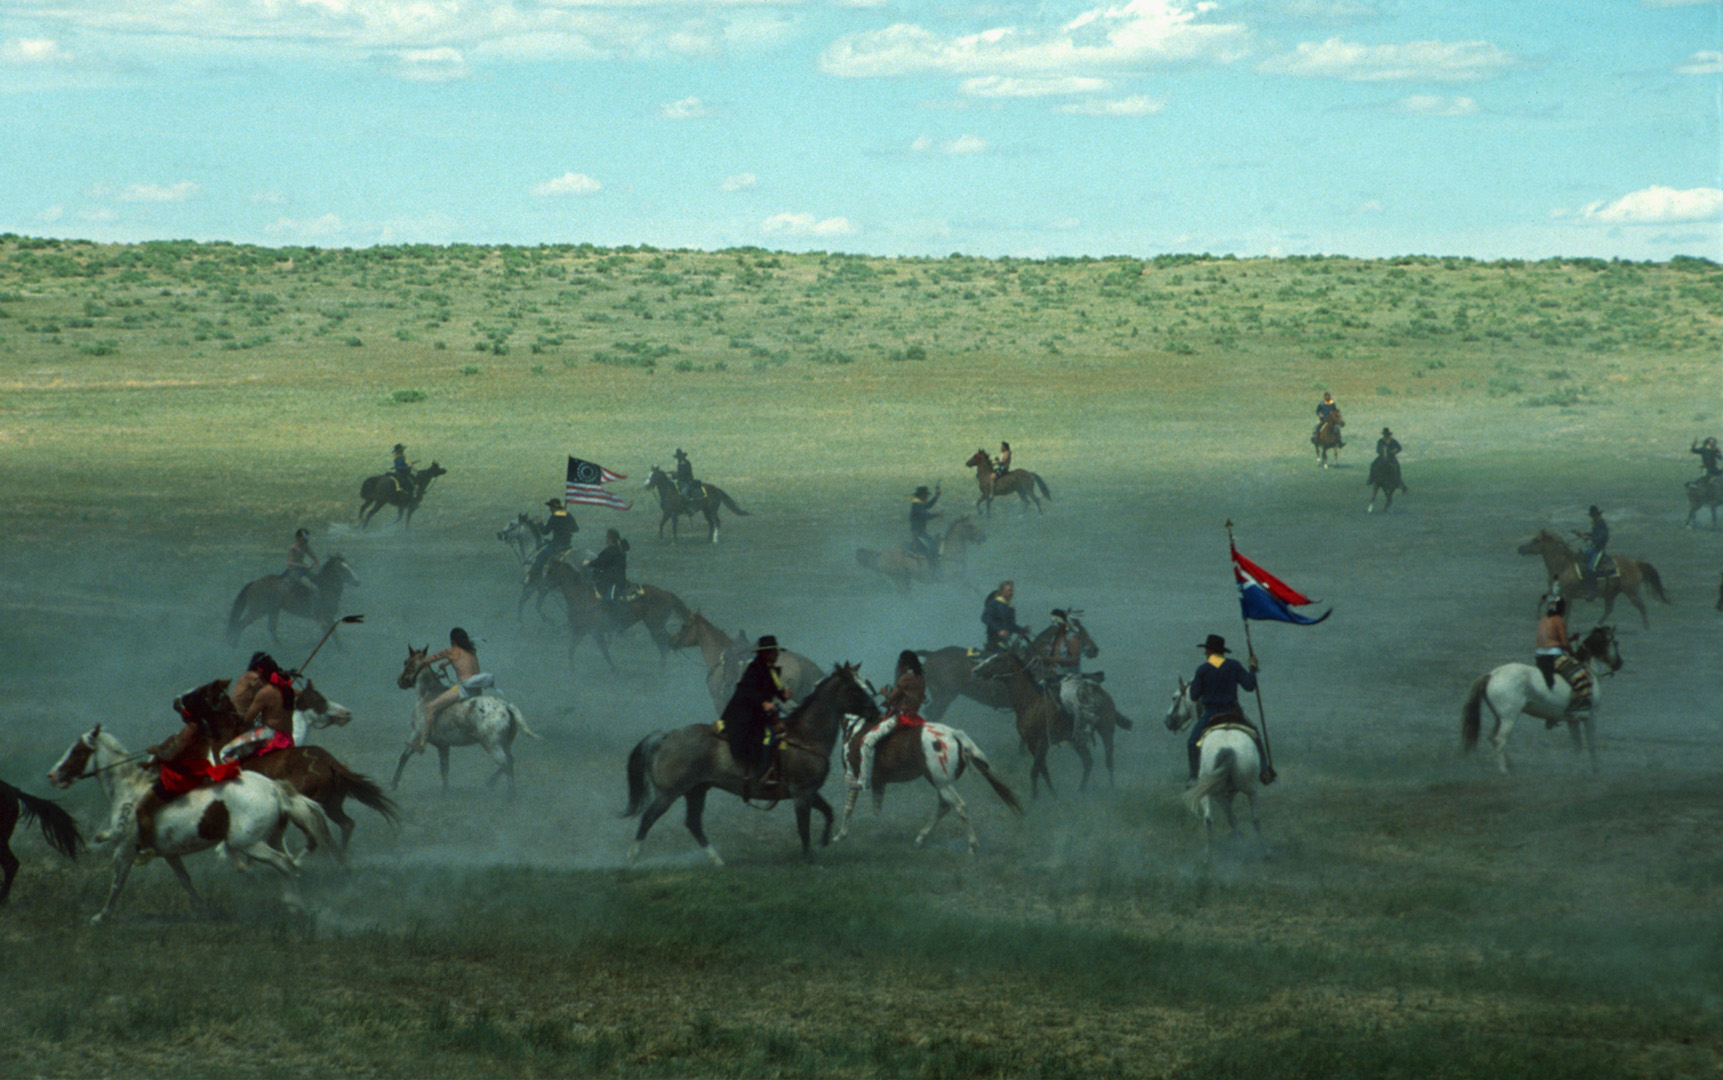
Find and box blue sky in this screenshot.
[1,0,1719,260]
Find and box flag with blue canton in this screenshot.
[565,456,631,511]
[1232,544,1330,625]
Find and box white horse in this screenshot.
[391,646,540,795]
[833,713,1022,853]
[289,679,354,746]
[46,725,333,924]
[1461,624,1621,775]
[1163,680,1263,853]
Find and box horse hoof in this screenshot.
[627,842,642,865]
[702,844,725,867]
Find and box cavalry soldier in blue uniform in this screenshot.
[586,528,630,622]
[1575,505,1609,595]
[981,580,1028,655]
[1689,437,1721,493]
[1313,392,1343,444]
[1187,634,1261,784]
[909,484,942,574]
[527,498,578,586]
[390,443,414,493]
[720,635,790,799]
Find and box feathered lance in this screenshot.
[292,614,365,682]
[1224,521,1277,785]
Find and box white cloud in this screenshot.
[961,75,1107,98]
[820,1,1249,78]
[1,37,67,64]
[1258,37,1516,81]
[532,172,603,197]
[35,205,64,223]
[910,134,989,154]
[1578,186,1723,225]
[265,213,344,238]
[661,96,710,120]
[762,212,857,237]
[1677,50,1723,76]
[118,181,200,203]
[1056,94,1163,115]
[394,46,467,82]
[721,172,757,192]
[1400,94,1477,116]
[253,190,287,206]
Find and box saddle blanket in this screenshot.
[1554,656,1593,712]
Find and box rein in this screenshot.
[71,748,154,781]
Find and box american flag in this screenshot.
[565,456,632,511]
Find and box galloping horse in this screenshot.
[666,611,823,713]
[1684,477,1722,529]
[919,615,1099,721]
[497,513,543,566]
[1517,530,1668,628]
[541,562,617,668]
[974,650,1132,797]
[832,714,1022,853]
[1312,409,1345,466]
[358,462,447,528]
[964,451,1051,515]
[173,680,398,854]
[622,663,879,865]
[642,466,750,543]
[855,516,986,593]
[1461,624,1621,775]
[392,646,538,794]
[1366,450,1407,513]
[1,779,81,905]
[226,555,359,644]
[1163,680,1263,853]
[48,725,333,923]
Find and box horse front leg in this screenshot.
[680,785,724,866]
[794,798,816,860]
[437,746,451,793]
[1074,740,1095,792]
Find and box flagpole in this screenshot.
[1226,521,1277,784]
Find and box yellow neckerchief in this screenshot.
[992,592,1013,607]
[1206,654,1225,668]
[551,510,567,519]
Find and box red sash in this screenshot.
[894,712,926,729]
[158,758,242,796]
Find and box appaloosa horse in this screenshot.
[643,466,750,543]
[855,516,986,593]
[832,714,1021,853]
[622,663,879,864]
[964,451,1051,515]
[392,647,539,795]
[226,555,359,644]
[1,779,81,905]
[1517,530,1668,628]
[358,462,448,528]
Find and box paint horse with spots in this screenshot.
[832,715,1021,854]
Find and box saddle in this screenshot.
[1197,717,1265,754]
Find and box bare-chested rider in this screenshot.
[408,628,494,753]
[219,652,297,762]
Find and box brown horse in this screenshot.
[1517,530,1669,628]
[1312,410,1345,466]
[622,663,880,864]
[173,680,400,854]
[1366,450,1407,512]
[667,611,824,713]
[964,451,1051,515]
[919,616,1099,721]
[855,516,987,593]
[358,462,447,528]
[543,562,618,668]
[1,779,81,905]
[974,650,1131,797]
[642,466,750,543]
[227,555,359,645]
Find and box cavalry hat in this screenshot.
[295,527,309,540]
[1199,634,1231,654]
[605,527,621,541]
[1382,427,1392,436]
[545,498,564,509]
[1588,505,1602,516]
[755,634,780,652]
[392,443,405,453]
[674,448,688,458]
[913,485,931,499]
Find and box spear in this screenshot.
[1225,521,1277,785]
[293,614,364,680]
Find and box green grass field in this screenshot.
[1,238,1720,1078]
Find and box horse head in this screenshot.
[1578,625,1622,672]
[1067,615,1100,659]
[48,724,103,789]
[322,554,360,587]
[1517,530,1565,557]
[1164,677,1196,732]
[644,466,666,489]
[296,680,353,728]
[965,450,990,469]
[397,645,429,690]
[667,612,701,651]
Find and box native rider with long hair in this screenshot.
[719,635,789,799]
[1535,595,1571,691]
[408,628,495,753]
[855,650,928,795]
[220,652,298,763]
[281,528,319,599]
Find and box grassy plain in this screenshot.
[0,238,1721,1078]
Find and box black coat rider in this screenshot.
[721,636,790,795]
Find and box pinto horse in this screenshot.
[226,555,359,645]
[667,611,824,714]
[1517,530,1668,628]
[832,715,1021,853]
[358,462,447,528]
[1462,625,1622,775]
[855,516,986,593]
[622,663,879,865]
[964,451,1051,515]
[48,725,333,923]
[642,466,750,543]
[1,779,81,905]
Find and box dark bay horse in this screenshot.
[1366,450,1407,513]
[974,650,1131,797]
[643,466,750,543]
[855,516,986,593]
[358,462,447,527]
[623,663,879,864]
[919,616,1098,721]
[174,679,400,853]
[1684,476,1722,529]
[667,611,824,713]
[543,562,617,668]
[227,555,359,644]
[1517,530,1668,628]
[1313,409,1345,466]
[964,451,1051,515]
[1,779,81,905]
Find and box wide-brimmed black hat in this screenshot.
[913,485,931,499]
[755,634,779,652]
[545,498,564,509]
[674,448,688,459]
[1382,427,1392,436]
[1199,634,1231,654]
[392,443,405,453]
[1588,505,1602,517]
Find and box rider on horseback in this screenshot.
[909,484,942,574]
[1688,437,1721,493]
[408,628,494,754]
[390,443,414,494]
[1044,609,1095,743]
[586,528,630,621]
[1376,427,1401,459]
[281,528,319,599]
[995,442,1012,477]
[855,650,928,797]
[1187,634,1261,785]
[220,652,298,763]
[1314,392,1343,446]
[982,581,1029,655]
[674,448,697,500]
[527,498,578,586]
[1575,506,1609,595]
[719,635,789,800]
[1534,594,1571,691]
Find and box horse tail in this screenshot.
[1034,473,1052,501]
[719,490,750,517]
[281,784,336,855]
[622,731,667,818]
[5,781,82,859]
[954,733,1023,816]
[1183,748,1235,814]
[327,761,401,828]
[855,548,880,570]
[225,584,252,643]
[1460,674,1491,753]
[509,704,543,742]
[1640,562,1670,604]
